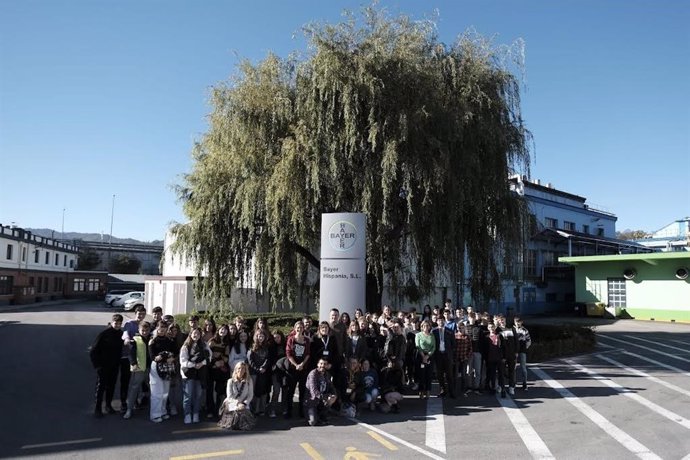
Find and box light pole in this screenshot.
[108,195,115,270]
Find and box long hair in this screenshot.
[232,361,250,382]
[210,323,230,347]
[251,329,268,352]
[183,327,202,348]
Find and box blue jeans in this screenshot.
[518,352,528,384]
[183,378,203,416]
[471,352,483,390]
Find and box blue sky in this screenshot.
[1,0,688,242]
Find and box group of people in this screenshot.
[89,301,532,430]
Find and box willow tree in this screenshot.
[172,7,530,310]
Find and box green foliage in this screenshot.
[526,324,596,362]
[77,248,101,270]
[109,254,141,274]
[172,6,531,310]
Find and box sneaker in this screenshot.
[473,389,482,395]
[522,383,528,391]
[508,387,515,396]
[151,417,163,423]
[411,383,419,391]
[184,414,192,424]
[123,409,132,420]
[268,411,277,418]
[162,414,170,420]
[192,413,200,423]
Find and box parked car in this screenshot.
[111,291,145,309]
[105,290,131,307]
[123,295,146,312]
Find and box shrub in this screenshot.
[526,324,596,362]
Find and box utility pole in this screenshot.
[108,195,115,271]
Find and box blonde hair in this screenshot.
[232,361,249,381]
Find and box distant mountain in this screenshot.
[26,228,163,246]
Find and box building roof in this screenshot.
[534,228,652,253]
[560,252,690,264]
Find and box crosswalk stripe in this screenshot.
[496,393,555,459]
[598,335,690,363]
[425,393,446,454]
[532,366,661,460]
[598,338,690,377]
[564,359,690,430]
[622,334,690,353]
[669,339,690,347]
[595,354,690,398]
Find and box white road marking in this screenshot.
[564,358,690,430]
[598,335,690,363]
[595,354,690,398]
[681,452,690,460]
[598,338,690,377]
[349,418,445,460]
[532,367,661,460]
[425,395,446,454]
[623,334,690,354]
[22,438,102,449]
[496,393,555,459]
[669,339,690,347]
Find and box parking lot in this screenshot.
[1,302,689,459]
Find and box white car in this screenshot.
[105,290,131,306]
[123,295,146,312]
[112,291,145,309]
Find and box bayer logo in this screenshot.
[328,220,357,252]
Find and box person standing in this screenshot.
[90,314,124,417]
[123,321,152,420]
[284,321,310,418]
[454,324,473,396]
[514,316,532,391]
[180,327,211,424]
[498,316,519,396]
[432,316,456,398]
[148,322,175,423]
[120,306,147,413]
[486,322,506,397]
[415,320,435,399]
[247,330,271,415]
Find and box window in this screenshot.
[44,277,49,292]
[523,249,537,277]
[45,251,50,264]
[55,253,59,265]
[34,249,40,263]
[607,278,626,308]
[564,221,575,231]
[88,279,100,292]
[545,217,558,229]
[69,259,74,268]
[543,251,556,266]
[73,278,85,292]
[583,225,590,234]
[6,244,13,260]
[0,276,13,295]
[21,247,27,262]
[64,255,67,267]
[597,227,605,236]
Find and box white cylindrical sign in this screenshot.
[319,213,366,321]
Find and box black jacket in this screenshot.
[90,327,123,369]
[432,327,456,359]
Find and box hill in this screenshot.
[26,228,163,246]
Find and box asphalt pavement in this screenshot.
[1,302,689,460]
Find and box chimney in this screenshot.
[535,179,541,186]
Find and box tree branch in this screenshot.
[291,242,320,269]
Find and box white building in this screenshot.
[634,218,690,252]
[0,223,106,305]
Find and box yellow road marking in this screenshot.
[172,427,222,434]
[169,450,244,460]
[300,442,325,460]
[22,438,102,449]
[367,430,398,451]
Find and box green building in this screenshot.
[559,252,690,323]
